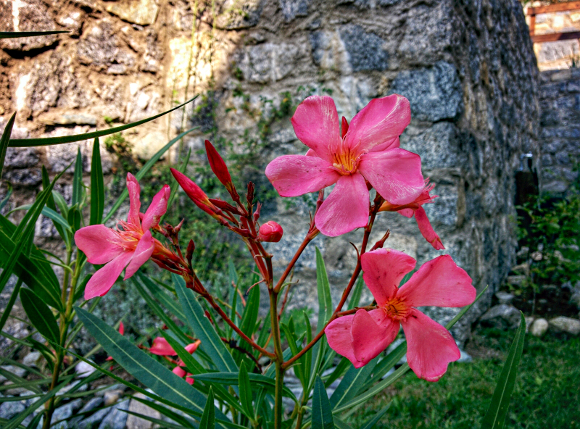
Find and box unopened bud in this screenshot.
[246,182,255,206]
[170,168,222,218]
[209,198,241,214]
[341,116,349,139]
[253,202,262,223]
[186,239,195,261]
[258,221,283,242]
[205,140,239,199]
[185,339,201,354]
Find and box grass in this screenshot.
[350,326,580,429]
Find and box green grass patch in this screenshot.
[351,327,580,429]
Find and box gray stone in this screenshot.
[78,407,109,429]
[98,399,130,429]
[69,397,104,428]
[495,291,515,306]
[390,61,462,122]
[53,115,98,126]
[4,148,39,169]
[480,305,521,330]
[402,122,460,170]
[340,25,389,72]
[57,379,88,396]
[506,275,526,287]
[75,360,97,378]
[104,390,123,406]
[125,394,160,429]
[0,400,26,420]
[105,0,159,26]
[2,169,42,186]
[238,43,301,83]
[549,317,580,336]
[50,399,83,429]
[22,352,42,368]
[215,0,262,29]
[280,0,311,22]
[457,349,473,363]
[530,318,549,337]
[1,365,27,378]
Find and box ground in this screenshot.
[351,326,580,429]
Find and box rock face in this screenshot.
[0,0,539,346]
[549,316,580,335]
[538,68,580,194]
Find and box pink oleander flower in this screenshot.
[75,173,171,300]
[258,221,284,242]
[265,95,425,237]
[379,181,444,250]
[325,249,475,381]
[148,337,201,385]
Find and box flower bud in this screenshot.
[185,339,201,354]
[258,221,283,242]
[205,140,238,199]
[170,168,222,218]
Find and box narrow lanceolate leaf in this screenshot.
[312,376,334,429]
[238,361,254,417]
[72,147,83,206]
[90,138,104,225]
[0,183,12,211]
[11,205,72,234]
[137,272,185,322]
[240,282,260,338]
[200,387,215,429]
[0,216,61,309]
[330,356,378,409]
[75,307,230,427]
[481,312,526,429]
[0,31,69,39]
[0,167,67,302]
[0,112,15,179]
[315,247,333,330]
[19,288,60,344]
[173,275,238,373]
[10,97,198,147]
[360,403,390,429]
[0,278,22,333]
[103,127,197,223]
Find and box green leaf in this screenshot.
[0,278,22,333]
[72,147,83,206]
[315,247,333,330]
[192,373,297,403]
[330,356,378,409]
[0,112,15,179]
[52,190,69,219]
[173,275,238,373]
[0,216,61,309]
[240,281,260,338]
[0,31,69,39]
[9,97,198,147]
[238,361,254,417]
[67,204,81,232]
[75,307,230,426]
[42,167,69,246]
[19,288,60,344]
[137,272,186,322]
[312,376,334,429]
[0,183,12,211]
[10,205,72,234]
[0,167,67,301]
[359,403,390,429]
[200,387,215,429]
[90,138,104,225]
[102,127,197,223]
[481,312,526,429]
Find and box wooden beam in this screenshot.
[530,14,536,36]
[531,31,580,43]
[527,1,580,16]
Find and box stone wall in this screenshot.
[0,0,540,345]
[539,68,580,194]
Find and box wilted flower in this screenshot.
[325,248,475,381]
[75,173,170,300]
[265,95,425,237]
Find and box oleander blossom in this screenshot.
[75,173,171,300]
[265,95,426,236]
[379,181,444,250]
[325,249,476,381]
[148,337,201,385]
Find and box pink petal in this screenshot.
[150,337,177,356]
[414,207,445,250]
[291,96,341,163]
[361,248,416,306]
[358,149,425,205]
[142,185,170,231]
[84,251,133,300]
[369,137,400,153]
[265,155,340,197]
[74,225,123,264]
[397,208,414,218]
[186,375,194,385]
[325,309,393,368]
[315,173,369,237]
[402,309,460,381]
[173,366,186,378]
[398,255,475,308]
[119,322,125,336]
[345,95,410,154]
[351,309,399,368]
[126,173,142,227]
[124,230,155,279]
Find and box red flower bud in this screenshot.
[258,221,283,242]
[170,168,222,218]
[205,140,239,198]
[341,116,349,139]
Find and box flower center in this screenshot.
[383,297,411,320]
[331,141,360,175]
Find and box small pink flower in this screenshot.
[258,221,284,242]
[379,182,444,250]
[75,173,170,300]
[325,249,475,381]
[148,338,201,385]
[149,337,177,356]
[265,95,425,236]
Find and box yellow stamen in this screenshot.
[383,297,411,320]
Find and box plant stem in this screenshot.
[274,234,312,294]
[269,289,285,429]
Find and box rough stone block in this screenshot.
[340,25,389,72]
